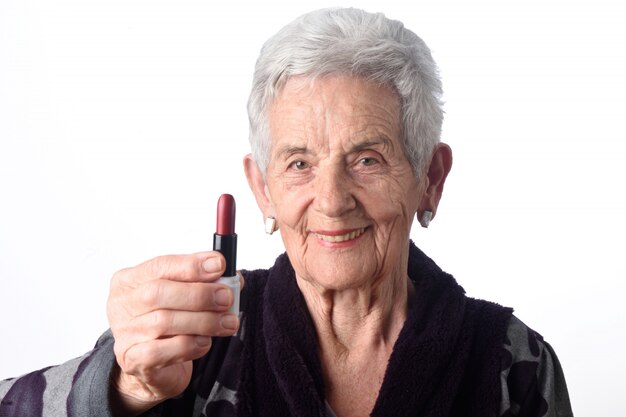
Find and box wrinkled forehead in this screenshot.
[267,75,403,155]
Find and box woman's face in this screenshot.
[262,75,424,291]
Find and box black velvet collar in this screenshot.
[237,242,512,417]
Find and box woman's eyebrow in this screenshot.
[275,145,311,159]
[349,138,393,153]
[274,138,393,159]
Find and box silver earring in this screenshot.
[419,210,433,228]
[265,216,278,235]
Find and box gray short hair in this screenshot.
[247,7,443,177]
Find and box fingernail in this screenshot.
[196,336,212,347]
[202,257,221,273]
[220,314,239,331]
[214,288,232,307]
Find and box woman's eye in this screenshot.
[289,160,309,170]
[359,157,378,166]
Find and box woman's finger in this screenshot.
[119,335,210,377]
[116,309,239,346]
[125,279,235,316]
[112,252,226,289]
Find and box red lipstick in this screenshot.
[213,194,239,314]
[216,194,236,236]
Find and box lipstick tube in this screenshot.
[213,194,240,316]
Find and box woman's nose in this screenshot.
[313,166,357,218]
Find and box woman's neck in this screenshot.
[296,270,415,417]
[296,270,414,353]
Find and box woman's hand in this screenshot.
[106,251,241,416]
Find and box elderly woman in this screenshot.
[0,8,572,417]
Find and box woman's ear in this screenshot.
[419,143,453,220]
[243,154,274,218]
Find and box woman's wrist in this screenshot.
[109,364,162,417]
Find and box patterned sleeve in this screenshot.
[0,330,120,417]
[500,316,574,417]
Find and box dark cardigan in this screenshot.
[1,244,576,417]
[232,242,513,417]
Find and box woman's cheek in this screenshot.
[277,189,312,232]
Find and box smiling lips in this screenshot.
[313,227,366,243]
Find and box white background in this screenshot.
[1,0,625,415]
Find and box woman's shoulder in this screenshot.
[239,252,292,293]
[500,315,574,417]
[240,266,271,300]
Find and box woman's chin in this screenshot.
[300,260,378,292]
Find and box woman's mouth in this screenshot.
[314,227,366,243]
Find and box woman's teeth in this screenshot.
[316,228,365,243]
